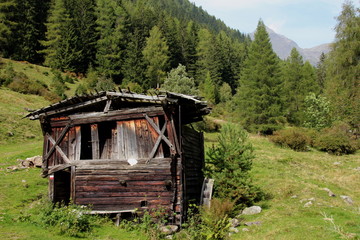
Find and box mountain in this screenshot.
[250,27,331,65]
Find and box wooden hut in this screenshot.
[26,91,210,224]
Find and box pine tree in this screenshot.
[235,20,283,132]
[195,28,221,88]
[142,25,169,88]
[316,52,327,93]
[161,64,198,95]
[0,0,16,57]
[95,0,128,79]
[71,0,96,73]
[41,0,81,71]
[324,1,360,130]
[11,0,50,63]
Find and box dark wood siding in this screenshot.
[74,158,175,211]
[181,126,204,206]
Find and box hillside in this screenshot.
[250,27,331,65]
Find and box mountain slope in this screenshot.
[250,27,331,65]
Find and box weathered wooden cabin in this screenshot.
[26,91,210,224]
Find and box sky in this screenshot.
[191,0,347,48]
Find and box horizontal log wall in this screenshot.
[74,158,175,212]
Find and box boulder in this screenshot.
[244,221,262,226]
[340,195,354,205]
[322,188,336,197]
[159,225,178,235]
[241,206,262,215]
[21,156,42,168]
[230,218,240,227]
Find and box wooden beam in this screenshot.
[46,133,71,164]
[44,124,71,163]
[146,124,167,164]
[144,115,175,153]
[47,163,72,175]
[103,99,112,113]
[50,107,164,127]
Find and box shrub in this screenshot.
[257,124,283,135]
[206,124,265,209]
[314,122,358,155]
[40,201,97,237]
[194,117,221,133]
[270,128,311,151]
[176,199,233,240]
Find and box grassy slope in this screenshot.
[232,135,360,240]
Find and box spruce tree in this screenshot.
[71,0,96,73]
[324,1,360,131]
[142,25,169,88]
[0,0,16,57]
[195,28,221,88]
[12,0,50,63]
[41,0,81,71]
[95,0,128,79]
[235,20,283,132]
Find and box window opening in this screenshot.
[80,125,92,159]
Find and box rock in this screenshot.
[353,167,360,171]
[290,195,298,199]
[244,221,262,226]
[322,188,336,197]
[159,225,178,235]
[304,201,313,207]
[230,218,240,227]
[241,206,262,215]
[21,156,42,168]
[242,228,250,232]
[333,162,341,165]
[340,195,354,205]
[229,227,239,233]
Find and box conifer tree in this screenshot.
[95,0,128,79]
[41,0,81,71]
[195,28,221,87]
[71,0,96,73]
[0,0,16,56]
[142,25,169,88]
[316,52,327,93]
[11,0,50,63]
[325,1,360,130]
[235,20,283,132]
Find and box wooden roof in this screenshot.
[26,91,211,124]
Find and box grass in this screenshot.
[230,135,360,240]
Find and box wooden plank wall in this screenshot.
[74,159,175,211]
[181,126,205,206]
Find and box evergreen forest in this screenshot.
[1,0,358,136]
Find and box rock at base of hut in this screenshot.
[159,225,179,235]
[241,206,262,215]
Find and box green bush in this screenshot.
[176,199,233,240]
[194,117,221,133]
[314,122,358,155]
[270,128,311,151]
[206,124,265,209]
[40,201,97,237]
